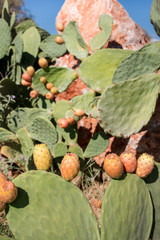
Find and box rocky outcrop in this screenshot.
[56,0,150,50]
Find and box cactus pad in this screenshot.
[145,162,160,240]
[63,20,88,60]
[78,49,133,93]
[98,73,160,137]
[0,128,17,142]
[113,41,160,83]
[150,0,160,37]
[101,174,153,240]
[6,171,100,240]
[0,19,11,59]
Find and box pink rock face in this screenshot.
[56,0,150,50]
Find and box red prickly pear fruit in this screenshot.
[40,76,47,83]
[0,201,6,212]
[33,144,52,171]
[0,181,18,203]
[46,82,53,90]
[50,87,59,95]
[56,22,64,31]
[45,92,54,100]
[66,116,75,125]
[60,153,80,181]
[38,58,48,69]
[135,153,154,178]
[73,109,85,117]
[57,118,69,128]
[104,153,123,179]
[26,66,35,77]
[21,79,31,86]
[119,149,137,173]
[29,90,38,99]
[55,36,64,44]
[22,72,32,82]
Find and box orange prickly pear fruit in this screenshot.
[136,153,154,178]
[55,36,64,44]
[45,92,54,100]
[50,87,59,95]
[21,79,31,86]
[104,153,123,179]
[57,118,69,129]
[56,22,64,31]
[38,58,48,69]
[0,181,18,203]
[40,76,47,83]
[46,82,53,90]
[22,72,32,82]
[66,116,75,125]
[73,109,85,117]
[29,90,38,99]
[33,144,52,171]
[119,149,137,173]
[26,66,35,77]
[60,153,80,181]
[0,201,6,211]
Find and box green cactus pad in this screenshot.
[78,49,133,93]
[0,19,11,59]
[15,19,37,33]
[54,142,68,158]
[10,11,16,29]
[63,20,88,60]
[53,100,73,122]
[21,27,40,69]
[0,128,17,142]
[68,145,84,160]
[0,236,14,240]
[2,0,10,25]
[7,108,52,133]
[90,14,113,51]
[150,0,160,37]
[12,32,23,64]
[40,34,67,58]
[113,41,160,83]
[57,124,78,146]
[98,73,160,137]
[145,162,160,240]
[37,27,50,41]
[101,174,153,240]
[32,66,76,94]
[84,132,109,158]
[27,117,58,155]
[7,171,100,240]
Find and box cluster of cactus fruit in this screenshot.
[0,0,160,239]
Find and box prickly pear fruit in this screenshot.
[27,66,35,77]
[56,22,64,31]
[55,36,64,44]
[50,87,59,95]
[66,116,75,125]
[0,181,18,203]
[0,201,6,211]
[38,58,48,69]
[21,79,31,86]
[22,72,32,82]
[57,118,69,128]
[40,76,47,83]
[136,153,154,178]
[30,89,38,98]
[73,109,85,117]
[46,82,53,90]
[45,92,54,100]
[33,144,52,171]
[104,153,123,179]
[60,153,80,181]
[119,149,137,173]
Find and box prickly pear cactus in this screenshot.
[101,174,153,240]
[0,128,17,142]
[98,73,160,137]
[0,19,11,59]
[6,171,100,240]
[150,0,160,37]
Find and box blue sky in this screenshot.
[24,0,158,40]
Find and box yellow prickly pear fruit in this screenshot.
[104,153,123,179]
[60,153,80,181]
[136,153,154,178]
[0,181,18,203]
[33,144,52,171]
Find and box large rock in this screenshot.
[56,0,150,50]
